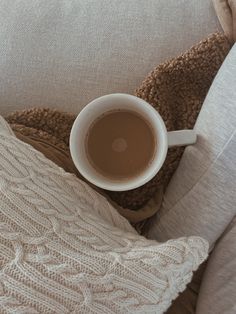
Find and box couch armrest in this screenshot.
[148,44,236,250]
[197,216,236,314]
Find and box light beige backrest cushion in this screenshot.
[0,0,220,116]
[148,45,236,250]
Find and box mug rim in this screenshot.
[70,93,168,191]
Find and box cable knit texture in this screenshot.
[0,117,208,314]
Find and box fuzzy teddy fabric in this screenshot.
[6,33,230,216]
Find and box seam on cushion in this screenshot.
[162,128,236,215]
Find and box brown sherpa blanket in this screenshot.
[6,33,230,226]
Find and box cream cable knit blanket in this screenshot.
[0,116,208,313]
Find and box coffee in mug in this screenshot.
[86,110,156,180]
[70,94,197,191]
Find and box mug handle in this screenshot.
[167,130,197,148]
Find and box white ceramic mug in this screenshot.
[70,93,196,191]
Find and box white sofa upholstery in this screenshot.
[148,45,236,251]
[148,44,236,314]
[0,0,220,116]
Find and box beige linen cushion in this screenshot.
[0,117,208,313]
[147,44,236,251]
[0,0,220,116]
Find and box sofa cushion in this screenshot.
[0,0,220,116]
[147,44,236,250]
[0,116,208,313]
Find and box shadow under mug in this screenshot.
[70,93,196,191]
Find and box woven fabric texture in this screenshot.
[0,117,208,313]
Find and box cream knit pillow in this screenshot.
[0,116,208,314]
